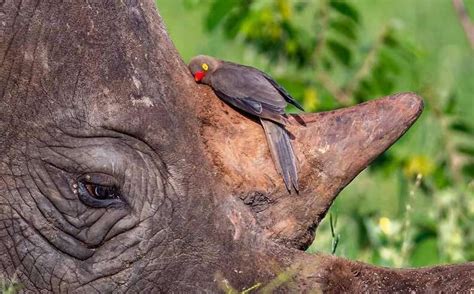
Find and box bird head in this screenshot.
[188,55,219,84]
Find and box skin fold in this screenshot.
[1,1,472,292]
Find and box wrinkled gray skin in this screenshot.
[0,1,277,292]
[1,1,473,293]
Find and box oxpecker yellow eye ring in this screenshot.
[202,63,209,71]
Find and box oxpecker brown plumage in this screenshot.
[188,55,303,192]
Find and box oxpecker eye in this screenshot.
[202,63,209,71]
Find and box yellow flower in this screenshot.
[404,155,435,177]
[278,0,292,20]
[379,217,392,235]
[303,87,319,110]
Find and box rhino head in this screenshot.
[0,1,471,292]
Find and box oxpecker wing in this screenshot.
[260,71,305,111]
[210,66,288,125]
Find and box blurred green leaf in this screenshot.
[330,18,357,41]
[205,0,238,31]
[461,163,474,178]
[432,162,452,189]
[329,0,360,23]
[450,120,474,134]
[378,48,402,74]
[443,93,458,115]
[457,145,474,157]
[411,238,439,266]
[383,32,399,48]
[327,38,352,65]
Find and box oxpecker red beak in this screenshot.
[194,71,205,82]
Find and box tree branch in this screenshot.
[452,0,474,49]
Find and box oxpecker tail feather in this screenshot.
[261,119,299,193]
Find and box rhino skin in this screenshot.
[0,1,472,293]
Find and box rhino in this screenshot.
[0,1,472,292]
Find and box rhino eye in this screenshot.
[76,174,125,208]
[86,184,119,200]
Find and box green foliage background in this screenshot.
[157,0,474,267]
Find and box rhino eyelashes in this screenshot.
[76,173,126,209]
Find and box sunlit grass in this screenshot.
[0,275,22,294]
